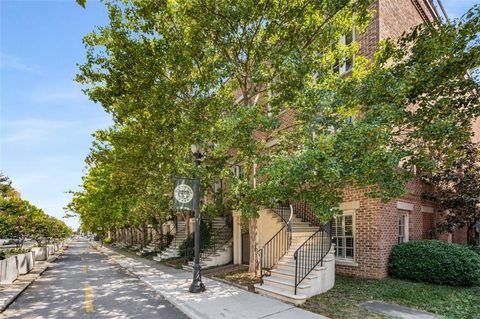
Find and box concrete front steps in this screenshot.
[153,221,187,262]
[255,248,335,305]
[255,206,335,305]
[182,239,233,271]
[183,217,233,271]
[129,244,142,252]
[136,242,156,256]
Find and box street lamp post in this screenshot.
[189,144,205,293]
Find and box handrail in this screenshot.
[293,221,332,294]
[290,200,321,226]
[257,203,293,284]
[183,218,233,261]
[200,226,233,260]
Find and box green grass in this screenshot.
[301,275,480,319]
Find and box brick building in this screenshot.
[253,0,477,283]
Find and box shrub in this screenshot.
[389,240,480,286]
[468,245,480,255]
[103,237,113,244]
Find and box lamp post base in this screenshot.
[189,281,206,293]
[189,264,206,293]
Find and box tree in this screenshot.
[0,174,72,246]
[74,1,480,272]
[75,0,373,271]
[423,142,480,245]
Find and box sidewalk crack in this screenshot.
[257,306,295,318]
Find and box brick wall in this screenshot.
[335,179,436,279]
[377,178,433,278]
[357,1,379,60]
[379,0,437,40]
[336,187,384,279]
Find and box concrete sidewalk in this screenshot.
[92,243,329,319]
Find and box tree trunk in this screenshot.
[248,218,258,274]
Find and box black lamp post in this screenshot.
[189,144,205,293]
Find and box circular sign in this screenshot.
[174,184,194,204]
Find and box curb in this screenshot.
[0,246,68,313]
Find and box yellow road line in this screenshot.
[82,265,88,272]
[85,283,93,313]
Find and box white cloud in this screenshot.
[1,118,75,144]
[10,172,50,191]
[30,86,87,105]
[0,52,41,73]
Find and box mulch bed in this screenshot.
[204,264,261,291]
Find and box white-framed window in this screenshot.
[332,211,355,260]
[332,29,355,75]
[398,212,409,243]
[232,165,244,179]
[214,180,222,193]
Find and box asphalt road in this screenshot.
[1,239,189,319]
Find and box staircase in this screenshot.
[129,244,142,252]
[136,242,156,256]
[254,203,335,305]
[183,217,233,271]
[153,221,187,261]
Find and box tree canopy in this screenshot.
[423,141,480,245]
[70,1,480,234]
[0,174,72,247]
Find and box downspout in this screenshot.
[435,0,450,23]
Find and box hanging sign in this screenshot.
[173,177,195,211]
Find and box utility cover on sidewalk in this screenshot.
[360,301,439,319]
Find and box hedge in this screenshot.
[389,240,480,286]
[468,245,480,255]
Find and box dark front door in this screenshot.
[241,233,249,265]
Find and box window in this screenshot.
[214,180,222,193]
[332,29,355,75]
[344,31,354,73]
[398,213,409,243]
[233,165,244,179]
[332,212,354,260]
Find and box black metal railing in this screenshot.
[257,203,293,284]
[290,200,322,226]
[200,228,232,260]
[293,221,332,294]
[155,227,174,252]
[182,218,232,261]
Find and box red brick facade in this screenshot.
[333,179,437,279]
[260,0,475,280]
[332,1,475,279]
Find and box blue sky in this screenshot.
[0,0,478,230]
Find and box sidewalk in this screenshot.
[92,243,330,319]
[0,246,67,312]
